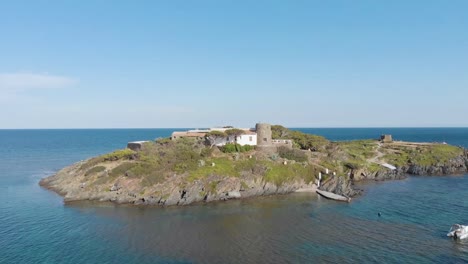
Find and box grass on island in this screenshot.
[84,165,106,176]
[383,144,463,167]
[78,127,465,190]
[337,140,378,160]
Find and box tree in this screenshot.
[271,125,290,139]
[225,128,245,145]
[205,131,227,148]
[271,125,330,151]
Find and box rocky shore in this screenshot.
[40,151,468,206]
[40,161,318,206]
[39,126,468,207]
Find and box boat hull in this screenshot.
[316,189,351,202]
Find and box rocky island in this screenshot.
[40,124,468,206]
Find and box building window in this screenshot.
[249,136,253,141]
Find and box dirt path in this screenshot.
[368,143,384,164]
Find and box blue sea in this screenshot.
[1,128,468,263]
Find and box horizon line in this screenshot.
[1,126,468,130]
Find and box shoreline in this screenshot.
[39,132,468,208]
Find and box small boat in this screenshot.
[447,224,468,240]
[316,189,351,202]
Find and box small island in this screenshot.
[40,123,468,206]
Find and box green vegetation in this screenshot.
[102,149,136,161]
[271,125,329,151]
[77,124,465,194]
[367,162,382,173]
[109,162,136,177]
[278,146,308,162]
[80,149,136,171]
[209,181,218,194]
[220,143,254,153]
[240,181,249,190]
[271,125,290,139]
[200,147,214,157]
[383,152,409,167]
[155,137,171,145]
[205,131,226,148]
[188,158,240,181]
[383,144,463,167]
[333,140,378,170]
[264,163,317,186]
[80,157,105,171]
[225,128,245,140]
[84,166,106,176]
[338,140,377,160]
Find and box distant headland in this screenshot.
[40,123,468,206]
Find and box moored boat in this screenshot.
[316,189,351,202]
[447,224,468,240]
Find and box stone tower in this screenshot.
[256,123,273,149]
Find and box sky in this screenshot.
[1,0,467,128]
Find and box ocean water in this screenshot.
[1,128,468,263]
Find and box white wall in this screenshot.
[236,134,257,146]
[214,134,257,146]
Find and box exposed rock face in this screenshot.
[39,146,468,207]
[404,156,468,176]
[321,154,468,198]
[320,175,362,197]
[39,162,318,207]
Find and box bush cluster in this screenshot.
[278,147,308,162]
[102,149,136,161]
[271,125,329,151]
[220,143,254,153]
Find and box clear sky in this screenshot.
[1,0,467,128]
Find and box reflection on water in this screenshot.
[67,179,468,264]
[69,193,321,263]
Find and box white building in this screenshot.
[171,127,257,146]
[220,130,257,146]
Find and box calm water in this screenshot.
[1,128,468,263]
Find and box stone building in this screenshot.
[380,134,393,143]
[170,123,293,151]
[256,123,293,152]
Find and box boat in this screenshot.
[316,189,351,202]
[447,224,468,240]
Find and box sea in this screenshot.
[1,128,468,264]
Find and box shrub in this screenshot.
[271,125,330,151]
[102,149,136,161]
[155,137,172,145]
[200,147,214,157]
[278,147,308,162]
[109,162,137,177]
[220,143,254,153]
[80,156,105,171]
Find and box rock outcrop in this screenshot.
[404,155,468,176]
[320,175,362,197]
[320,153,468,197]
[39,162,318,207]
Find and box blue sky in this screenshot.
[1,0,467,128]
